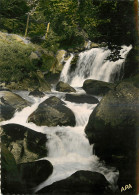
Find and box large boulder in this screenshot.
[0,91,30,110]
[1,144,25,194]
[38,171,110,194]
[0,91,31,122]
[28,96,76,127]
[56,81,76,93]
[18,160,53,191]
[1,144,53,194]
[1,124,48,163]
[65,94,99,104]
[85,82,138,191]
[83,79,114,96]
[85,82,138,159]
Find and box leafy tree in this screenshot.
[38,0,85,47]
[93,0,136,46]
[0,0,136,49]
[0,0,29,33]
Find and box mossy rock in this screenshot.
[85,81,138,192]
[83,79,115,96]
[0,32,55,91]
[69,54,79,73]
[0,91,31,122]
[85,81,139,161]
[1,144,25,194]
[56,81,76,93]
[1,124,48,163]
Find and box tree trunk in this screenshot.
[45,22,50,39]
[25,13,30,37]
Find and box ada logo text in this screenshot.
[121,184,132,192]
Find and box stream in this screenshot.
[0,44,132,193]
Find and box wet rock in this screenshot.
[0,87,11,91]
[1,124,48,163]
[0,91,30,110]
[50,50,66,73]
[69,54,79,73]
[85,82,139,192]
[18,160,53,190]
[0,91,31,122]
[56,81,76,93]
[85,82,138,159]
[28,96,76,127]
[90,42,99,48]
[0,102,15,122]
[1,144,53,194]
[1,144,25,194]
[38,171,110,194]
[83,79,114,96]
[65,94,99,104]
[44,72,60,85]
[29,89,45,98]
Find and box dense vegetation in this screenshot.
[0,0,137,51]
[0,0,138,89]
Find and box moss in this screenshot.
[0,36,35,83]
[41,55,58,72]
[0,32,57,91]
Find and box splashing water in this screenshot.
[1,91,119,192]
[1,44,132,193]
[60,45,132,87]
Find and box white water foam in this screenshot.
[60,54,74,83]
[1,45,131,193]
[0,92,119,192]
[60,45,132,87]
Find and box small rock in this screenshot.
[29,52,40,60]
[56,81,76,93]
[65,94,99,104]
[83,79,114,96]
[29,89,45,98]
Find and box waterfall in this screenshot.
[2,44,132,193]
[60,45,132,87]
[1,91,119,192]
[59,54,74,83]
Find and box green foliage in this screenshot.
[0,0,29,34]
[41,29,60,52]
[38,0,85,48]
[92,0,136,45]
[0,33,57,84]
[41,54,58,71]
[0,0,137,51]
[0,40,34,82]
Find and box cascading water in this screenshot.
[1,44,132,193]
[1,91,119,193]
[60,45,132,87]
[59,54,74,83]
